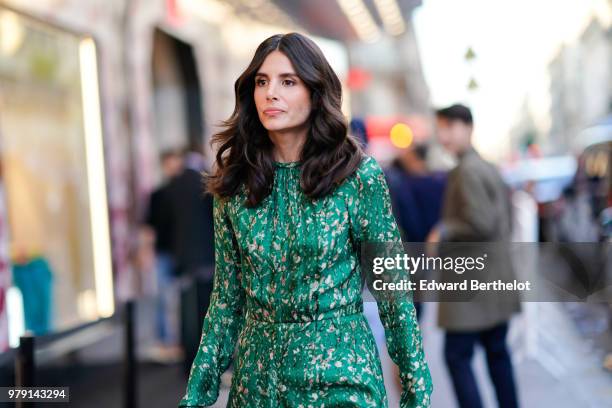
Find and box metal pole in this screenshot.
[15,333,35,408]
[123,300,137,408]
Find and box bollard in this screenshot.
[15,333,35,408]
[123,300,137,408]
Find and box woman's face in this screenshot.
[254,51,312,134]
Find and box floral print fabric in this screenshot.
[178,156,433,407]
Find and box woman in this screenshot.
[178,33,432,408]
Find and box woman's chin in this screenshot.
[262,123,287,132]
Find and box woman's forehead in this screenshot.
[257,51,296,75]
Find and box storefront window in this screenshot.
[0,7,113,345]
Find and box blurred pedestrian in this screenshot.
[350,117,368,148]
[165,143,215,374]
[377,142,445,404]
[428,104,520,408]
[386,144,446,243]
[385,143,446,318]
[143,148,184,361]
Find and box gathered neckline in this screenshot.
[274,161,302,169]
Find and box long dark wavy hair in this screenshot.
[206,32,364,207]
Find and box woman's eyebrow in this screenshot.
[255,72,297,78]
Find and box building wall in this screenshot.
[0,0,308,305]
[348,20,430,117]
[548,17,611,153]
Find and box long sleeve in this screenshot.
[178,196,246,407]
[352,157,433,408]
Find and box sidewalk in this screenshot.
[54,296,611,407]
[375,301,612,408]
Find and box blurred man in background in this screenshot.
[381,142,446,404]
[144,149,184,361]
[385,142,446,319]
[429,104,520,408]
[385,143,446,243]
[165,143,215,375]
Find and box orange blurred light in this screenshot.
[390,123,413,148]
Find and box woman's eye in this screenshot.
[256,79,267,86]
[283,79,295,86]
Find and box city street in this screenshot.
[1,1,610,407]
[57,297,610,407]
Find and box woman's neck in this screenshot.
[269,128,307,162]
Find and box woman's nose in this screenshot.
[266,81,279,100]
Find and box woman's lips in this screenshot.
[264,109,284,116]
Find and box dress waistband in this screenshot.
[244,302,364,325]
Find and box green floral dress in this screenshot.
[178,156,433,408]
